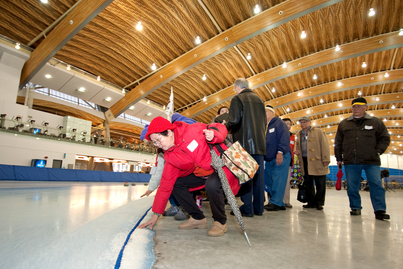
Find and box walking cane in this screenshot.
[209,146,251,247]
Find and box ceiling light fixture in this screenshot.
[97,76,100,81]
[370,113,374,116]
[396,123,400,126]
[391,105,396,109]
[147,100,150,104]
[383,118,387,122]
[327,125,330,128]
[286,108,290,112]
[324,114,328,118]
[384,72,389,77]
[77,87,85,93]
[40,0,48,3]
[136,21,143,31]
[195,36,201,45]
[362,62,367,68]
[163,105,166,110]
[66,65,71,70]
[203,96,207,102]
[151,63,156,70]
[376,97,380,101]
[45,74,52,79]
[358,91,362,96]
[105,97,111,102]
[368,8,375,16]
[254,4,261,14]
[246,53,252,60]
[272,87,276,92]
[338,103,343,107]
[129,106,134,110]
[146,112,152,117]
[399,29,403,36]
[320,99,324,103]
[282,62,287,68]
[313,74,317,80]
[337,81,343,86]
[300,31,306,39]
[306,110,310,114]
[297,92,301,96]
[122,88,126,94]
[15,43,20,49]
[335,45,340,51]
[202,74,207,81]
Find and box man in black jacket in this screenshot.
[335,97,390,220]
[226,78,267,217]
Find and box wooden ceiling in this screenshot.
[1,0,403,154]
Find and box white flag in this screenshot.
[165,88,174,121]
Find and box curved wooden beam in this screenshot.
[287,92,403,125]
[19,0,114,89]
[182,31,403,118]
[105,0,344,121]
[267,69,403,109]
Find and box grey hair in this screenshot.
[234,78,249,89]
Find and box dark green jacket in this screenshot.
[335,113,390,165]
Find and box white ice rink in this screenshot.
[0,182,156,269]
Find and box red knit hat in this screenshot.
[145,116,176,140]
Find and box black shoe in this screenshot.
[375,211,390,220]
[350,209,361,215]
[264,203,280,211]
[303,204,316,209]
[254,210,263,216]
[279,206,286,210]
[230,210,254,217]
[317,205,323,210]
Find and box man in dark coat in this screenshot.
[225,78,267,216]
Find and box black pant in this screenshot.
[302,157,326,206]
[172,172,226,224]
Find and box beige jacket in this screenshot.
[295,127,330,176]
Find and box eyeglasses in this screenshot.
[151,135,164,146]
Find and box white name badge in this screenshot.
[364,125,373,130]
[187,140,198,152]
[290,141,295,144]
[269,128,275,133]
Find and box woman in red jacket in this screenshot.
[139,117,240,237]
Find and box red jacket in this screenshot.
[290,133,295,166]
[152,121,240,214]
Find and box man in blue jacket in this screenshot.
[264,105,291,211]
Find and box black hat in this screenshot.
[351,97,367,106]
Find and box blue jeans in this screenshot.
[344,164,386,212]
[264,152,291,207]
[239,155,265,215]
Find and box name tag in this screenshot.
[364,125,373,130]
[187,140,198,152]
[290,141,294,145]
[269,128,275,133]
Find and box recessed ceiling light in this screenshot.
[254,4,261,14]
[246,53,252,60]
[368,8,375,16]
[151,63,156,70]
[324,114,328,118]
[286,108,290,112]
[358,91,362,96]
[272,87,276,92]
[15,43,20,49]
[203,96,207,102]
[45,74,52,79]
[136,21,143,31]
[195,36,201,45]
[300,31,306,38]
[383,118,387,122]
[399,29,403,36]
[202,74,207,81]
[384,72,389,77]
[78,87,85,92]
[362,62,367,68]
[297,92,301,96]
[105,97,111,102]
[335,45,340,51]
[327,125,330,128]
[337,81,343,86]
[97,76,100,81]
[282,62,287,68]
[338,103,343,107]
[376,97,380,101]
[391,105,395,109]
[147,100,150,104]
[40,0,48,3]
[129,106,134,110]
[306,110,310,114]
[66,65,71,70]
[122,88,125,94]
[313,74,317,80]
[146,112,152,117]
[320,99,324,103]
[370,113,374,116]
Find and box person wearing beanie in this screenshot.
[335,97,391,220]
[139,116,240,237]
